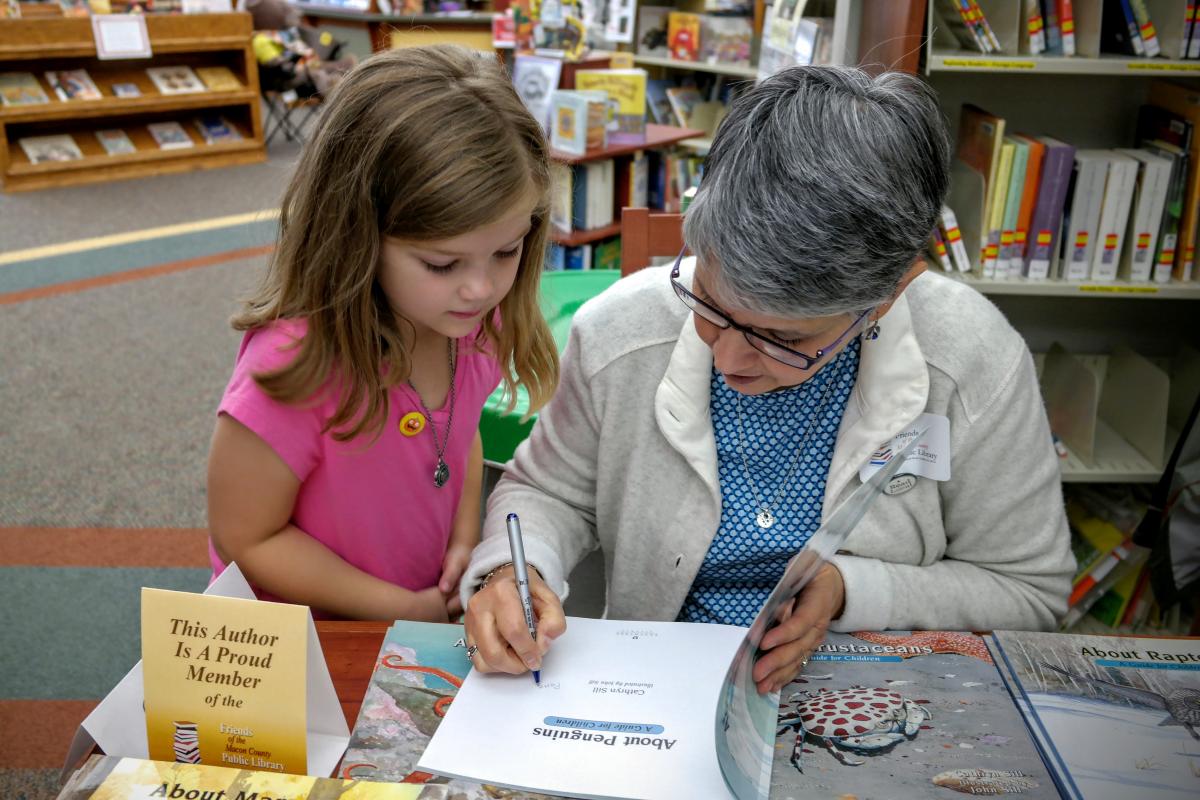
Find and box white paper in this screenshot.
[62,564,349,779]
[418,617,745,800]
[182,0,233,11]
[91,15,153,60]
[860,412,951,483]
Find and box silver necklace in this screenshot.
[407,338,457,488]
[734,371,837,529]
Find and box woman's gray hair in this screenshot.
[684,65,951,318]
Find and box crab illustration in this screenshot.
[777,686,931,771]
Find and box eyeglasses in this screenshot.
[669,245,870,371]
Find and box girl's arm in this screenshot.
[207,414,448,622]
[439,430,484,616]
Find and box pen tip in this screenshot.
[507,513,518,521]
[533,670,541,685]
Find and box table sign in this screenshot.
[141,587,308,773]
[61,564,350,781]
[91,14,152,60]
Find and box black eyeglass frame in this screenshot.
[669,245,871,371]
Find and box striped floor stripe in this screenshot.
[0,528,210,568]
[0,209,280,302]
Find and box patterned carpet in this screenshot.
[0,153,292,800]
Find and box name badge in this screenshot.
[860,412,951,485]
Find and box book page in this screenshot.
[417,617,746,800]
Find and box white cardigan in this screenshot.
[463,262,1073,632]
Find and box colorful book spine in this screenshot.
[1000,137,1030,278]
[1184,2,1197,59]
[930,228,954,271]
[1026,0,1046,53]
[1129,0,1161,57]
[1041,0,1064,54]
[969,0,1002,51]
[984,142,1016,277]
[941,205,973,272]
[1025,138,1076,279]
[1057,0,1076,55]
[1014,134,1047,266]
[1118,0,1148,55]
[1190,3,1200,58]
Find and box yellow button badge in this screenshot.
[399,411,426,437]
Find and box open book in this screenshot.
[414,434,924,800]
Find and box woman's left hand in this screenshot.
[752,563,845,695]
[439,542,475,618]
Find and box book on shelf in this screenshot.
[1129,0,1162,57]
[699,14,752,67]
[1,0,19,19]
[95,128,136,156]
[1139,137,1188,283]
[928,226,954,271]
[57,754,421,800]
[44,69,102,101]
[1089,151,1139,282]
[665,85,703,128]
[1058,0,1078,55]
[939,204,973,272]
[1061,151,1111,282]
[1025,136,1076,279]
[145,65,206,95]
[18,133,83,164]
[111,82,141,98]
[550,90,607,157]
[1026,0,1047,54]
[934,0,993,53]
[666,10,702,61]
[999,136,1031,279]
[984,139,1016,277]
[573,69,648,146]
[194,65,243,92]
[1042,0,1065,54]
[593,236,620,270]
[955,104,1006,275]
[1118,148,1171,282]
[0,71,50,106]
[645,77,673,125]
[147,121,194,150]
[1190,3,1200,59]
[1148,81,1200,280]
[987,630,1200,800]
[512,53,563,135]
[59,0,89,16]
[193,114,242,145]
[1103,0,1148,56]
[1013,133,1047,273]
[637,5,671,58]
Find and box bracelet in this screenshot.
[477,561,541,592]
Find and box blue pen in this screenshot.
[505,513,541,685]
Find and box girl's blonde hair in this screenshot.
[234,45,559,442]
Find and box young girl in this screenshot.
[206,45,559,621]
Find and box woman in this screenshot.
[462,65,1074,694]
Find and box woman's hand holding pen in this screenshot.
[753,563,845,695]
[464,564,566,676]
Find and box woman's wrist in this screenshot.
[477,561,541,591]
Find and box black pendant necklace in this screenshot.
[407,339,457,488]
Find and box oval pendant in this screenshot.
[434,459,450,488]
[755,510,775,529]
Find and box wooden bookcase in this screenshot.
[0,12,265,192]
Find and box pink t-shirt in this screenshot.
[209,319,502,612]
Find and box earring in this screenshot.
[863,320,881,341]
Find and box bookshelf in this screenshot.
[923,0,1200,485]
[0,13,265,192]
[632,53,757,79]
[548,122,703,251]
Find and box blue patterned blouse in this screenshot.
[678,337,861,626]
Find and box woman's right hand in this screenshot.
[464,565,567,675]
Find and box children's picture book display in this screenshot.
[147,121,194,149]
[95,128,136,155]
[194,65,242,92]
[193,114,242,145]
[145,65,206,95]
[111,82,141,98]
[0,71,50,106]
[45,69,102,101]
[19,134,84,163]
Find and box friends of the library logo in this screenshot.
[172,721,199,764]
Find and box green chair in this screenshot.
[480,269,621,465]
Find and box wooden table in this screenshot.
[314,620,390,728]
